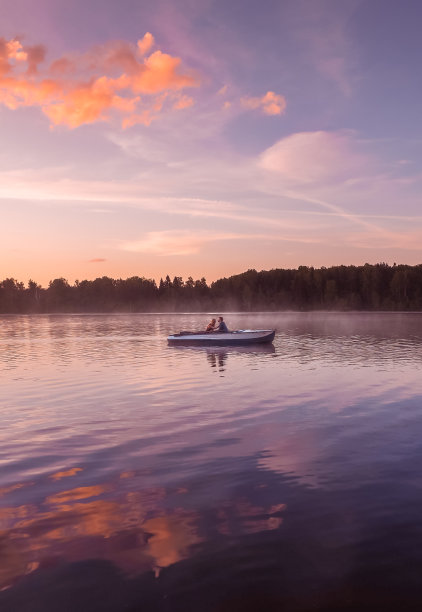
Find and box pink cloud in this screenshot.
[0,35,199,128]
[25,44,46,75]
[173,94,194,110]
[241,91,286,115]
[4,39,28,62]
[49,57,75,75]
[122,230,219,256]
[259,130,370,184]
[121,110,153,129]
[137,32,155,56]
[88,258,106,263]
[120,229,312,257]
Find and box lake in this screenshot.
[1,312,422,611]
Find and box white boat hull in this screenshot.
[167,329,275,345]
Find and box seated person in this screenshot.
[206,318,216,332]
[215,316,229,332]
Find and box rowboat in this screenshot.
[167,329,275,345]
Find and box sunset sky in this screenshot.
[2,0,422,286]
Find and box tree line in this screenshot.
[1,263,422,313]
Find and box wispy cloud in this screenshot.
[121,229,321,256]
[295,1,360,96]
[343,228,422,251]
[122,230,234,255]
[0,166,323,233]
[257,128,422,251]
[88,258,106,263]
[2,124,421,261]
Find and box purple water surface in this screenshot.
[1,313,422,611]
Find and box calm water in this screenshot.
[1,313,422,611]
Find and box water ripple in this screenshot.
[2,313,422,608]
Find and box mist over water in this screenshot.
[1,313,422,611]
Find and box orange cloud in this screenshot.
[5,39,28,62]
[131,50,197,93]
[42,76,140,128]
[0,35,199,129]
[0,76,57,109]
[137,32,155,56]
[241,90,286,115]
[122,110,153,129]
[49,57,75,75]
[173,94,194,110]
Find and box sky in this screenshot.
[1,0,422,286]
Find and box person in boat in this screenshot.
[206,318,216,332]
[214,316,229,333]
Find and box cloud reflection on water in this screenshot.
[0,472,286,589]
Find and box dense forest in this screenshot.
[1,263,422,313]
